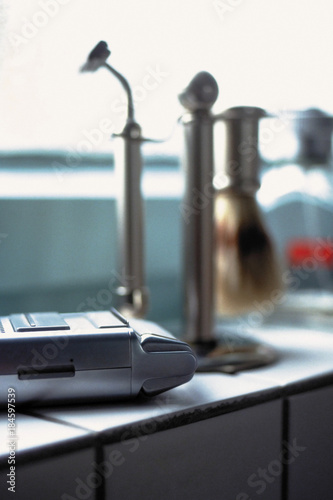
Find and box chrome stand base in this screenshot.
[192,330,277,374]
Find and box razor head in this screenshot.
[80,40,111,72]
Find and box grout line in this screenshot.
[281,397,289,500]
[95,442,106,500]
[19,410,96,434]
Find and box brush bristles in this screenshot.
[215,193,283,316]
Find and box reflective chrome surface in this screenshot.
[179,72,218,342]
[114,122,148,318]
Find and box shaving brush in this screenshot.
[214,107,283,317]
[179,82,278,370]
[215,191,282,315]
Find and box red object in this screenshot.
[287,239,333,268]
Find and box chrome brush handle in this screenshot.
[214,106,267,195]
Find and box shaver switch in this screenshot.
[18,365,75,380]
[10,312,70,332]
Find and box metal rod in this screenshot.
[179,72,218,343]
[113,122,148,318]
[102,62,135,122]
[181,110,215,342]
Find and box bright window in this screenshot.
[1,0,333,154]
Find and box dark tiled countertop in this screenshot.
[1,327,333,500]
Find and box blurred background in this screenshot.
[0,0,333,326]
[2,0,333,149]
